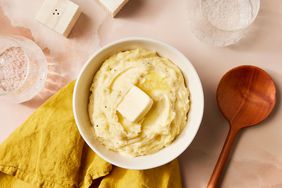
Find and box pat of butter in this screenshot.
[117,86,153,122]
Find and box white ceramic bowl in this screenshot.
[73,37,204,170]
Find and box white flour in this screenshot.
[0,47,27,93]
[201,0,260,31]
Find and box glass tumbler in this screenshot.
[0,36,48,103]
[187,0,260,46]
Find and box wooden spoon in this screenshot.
[208,65,276,188]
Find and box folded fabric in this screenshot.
[0,81,182,188]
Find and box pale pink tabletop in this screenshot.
[0,0,282,187]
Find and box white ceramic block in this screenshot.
[36,0,81,37]
[98,0,129,17]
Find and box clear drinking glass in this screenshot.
[187,0,260,47]
[0,36,48,103]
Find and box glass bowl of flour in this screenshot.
[0,36,47,103]
[187,0,260,46]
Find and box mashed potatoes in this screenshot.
[89,48,190,156]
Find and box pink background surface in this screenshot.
[0,0,282,187]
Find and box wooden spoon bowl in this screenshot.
[208,65,276,188]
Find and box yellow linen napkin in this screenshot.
[0,81,182,188]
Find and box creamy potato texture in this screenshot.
[89,48,190,156]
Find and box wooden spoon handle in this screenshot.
[207,126,240,188]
